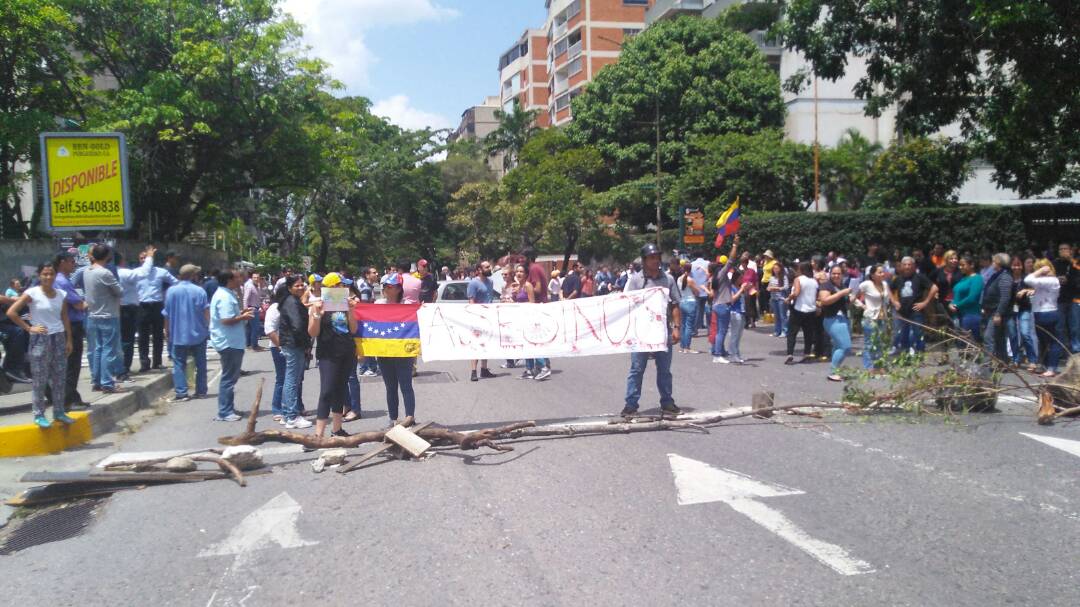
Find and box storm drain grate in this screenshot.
[360,371,456,384]
[0,498,105,555]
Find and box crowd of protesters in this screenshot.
[2,237,1076,428]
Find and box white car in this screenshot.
[435,280,471,303]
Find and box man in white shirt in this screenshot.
[690,252,710,335]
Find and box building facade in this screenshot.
[498,29,551,128]
[544,0,654,126]
[448,96,504,174]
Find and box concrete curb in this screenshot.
[0,372,175,458]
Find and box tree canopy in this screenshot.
[568,16,785,186]
[781,0,1080,197]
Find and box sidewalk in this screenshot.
[0,350,220,457]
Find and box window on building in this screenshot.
[623,0,649,5]
[623,28,642,38]
[556,93,570,112]
[568,57,582,77]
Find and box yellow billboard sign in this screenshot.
[40,132,131,232]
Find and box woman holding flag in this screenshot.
[374,273,419,427]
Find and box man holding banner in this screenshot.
[621,242,682,419]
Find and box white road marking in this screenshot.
[1021,433,1080,460]
[794,425,1080,523]
[668,454,875,576]
[201,492,316,606]
[199,492,317,560]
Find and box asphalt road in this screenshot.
[2,327,1078,606]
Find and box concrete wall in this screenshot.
[0,239,230,283]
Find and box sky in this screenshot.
[280,0,548,132]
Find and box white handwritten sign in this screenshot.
[417,287,671,361]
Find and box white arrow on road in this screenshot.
[199,492,318,561]
[1020,433,1080,460]
[668,454,875,576]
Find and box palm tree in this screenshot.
[484,99,540,173]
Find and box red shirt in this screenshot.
[527,263,549,303]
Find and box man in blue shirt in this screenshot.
[52,252,89,409]
[137,252,178,372]
[209,269,253,421]
[466,261,495,382]
[164,264,211,402]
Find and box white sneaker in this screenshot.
[286,417,313,429]
[732,357,746,364]
[534,367,552,381]
[712,356,730,364]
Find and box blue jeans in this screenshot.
[246,311,262,347]
[892,312,926,352]
[379,357,416,420]
[1007,311,1038,364]
[982,316,1009,362]
[270,346,306,416]
[710,303,731,357]
[86,317,121,389]
[861,319,886,369]
[678,299,697,349]
[728,311,744,360]
[695,296,708,331]
[823,315,852,372]
[770,297,788,336]
[1069,302,1080,353]
[346,361,361,414]
[625,345,674,410]
[281,346,305,421]
[171,341,208,397]
[216,347,245,418]
[1034,310,1065,372]
[524,358,550,371]
[959,313,982,345]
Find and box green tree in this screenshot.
[64,0,331,239]
[673,129,815,220]
[863,137,972,209]
[568,16,785,187]
[503,130,606,271]
[446,182,513,263]
[483,99,539,172]
[820,129,882,211]
[780,0,1080,197]
[0,0,87,237]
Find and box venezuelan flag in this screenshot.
[714,196,741,248]
[353,303,421,358]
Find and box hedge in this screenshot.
[733,206,1028,261]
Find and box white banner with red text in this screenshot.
[417,287,671,361]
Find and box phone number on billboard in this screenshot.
[53,200,122,214]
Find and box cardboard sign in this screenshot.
[321,287,349,312]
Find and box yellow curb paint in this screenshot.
[0,411,94,457]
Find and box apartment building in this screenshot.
[544,0,654,126]
[450,96,502,143]
[498,29,551,127]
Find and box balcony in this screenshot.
[747,29,782,55]
[645,0,706,26]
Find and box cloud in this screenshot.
[371,94,455,131]
[281,0,459,92]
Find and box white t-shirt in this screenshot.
[1024,275,1061,313]
[26,286,67,334]
[263,302,280,334]
[858,280,891,321]
[794,276,819,313]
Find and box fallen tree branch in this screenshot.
[192,455,246,487]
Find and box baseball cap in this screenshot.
[380,272,401,286]
[417,259,429,268]
[321,272,353,287]
[719,255,729,264]
[308,273,323,284]
[763,250,775,258]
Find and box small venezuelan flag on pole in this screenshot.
[714,196,741,248]
[353,303,422,358]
